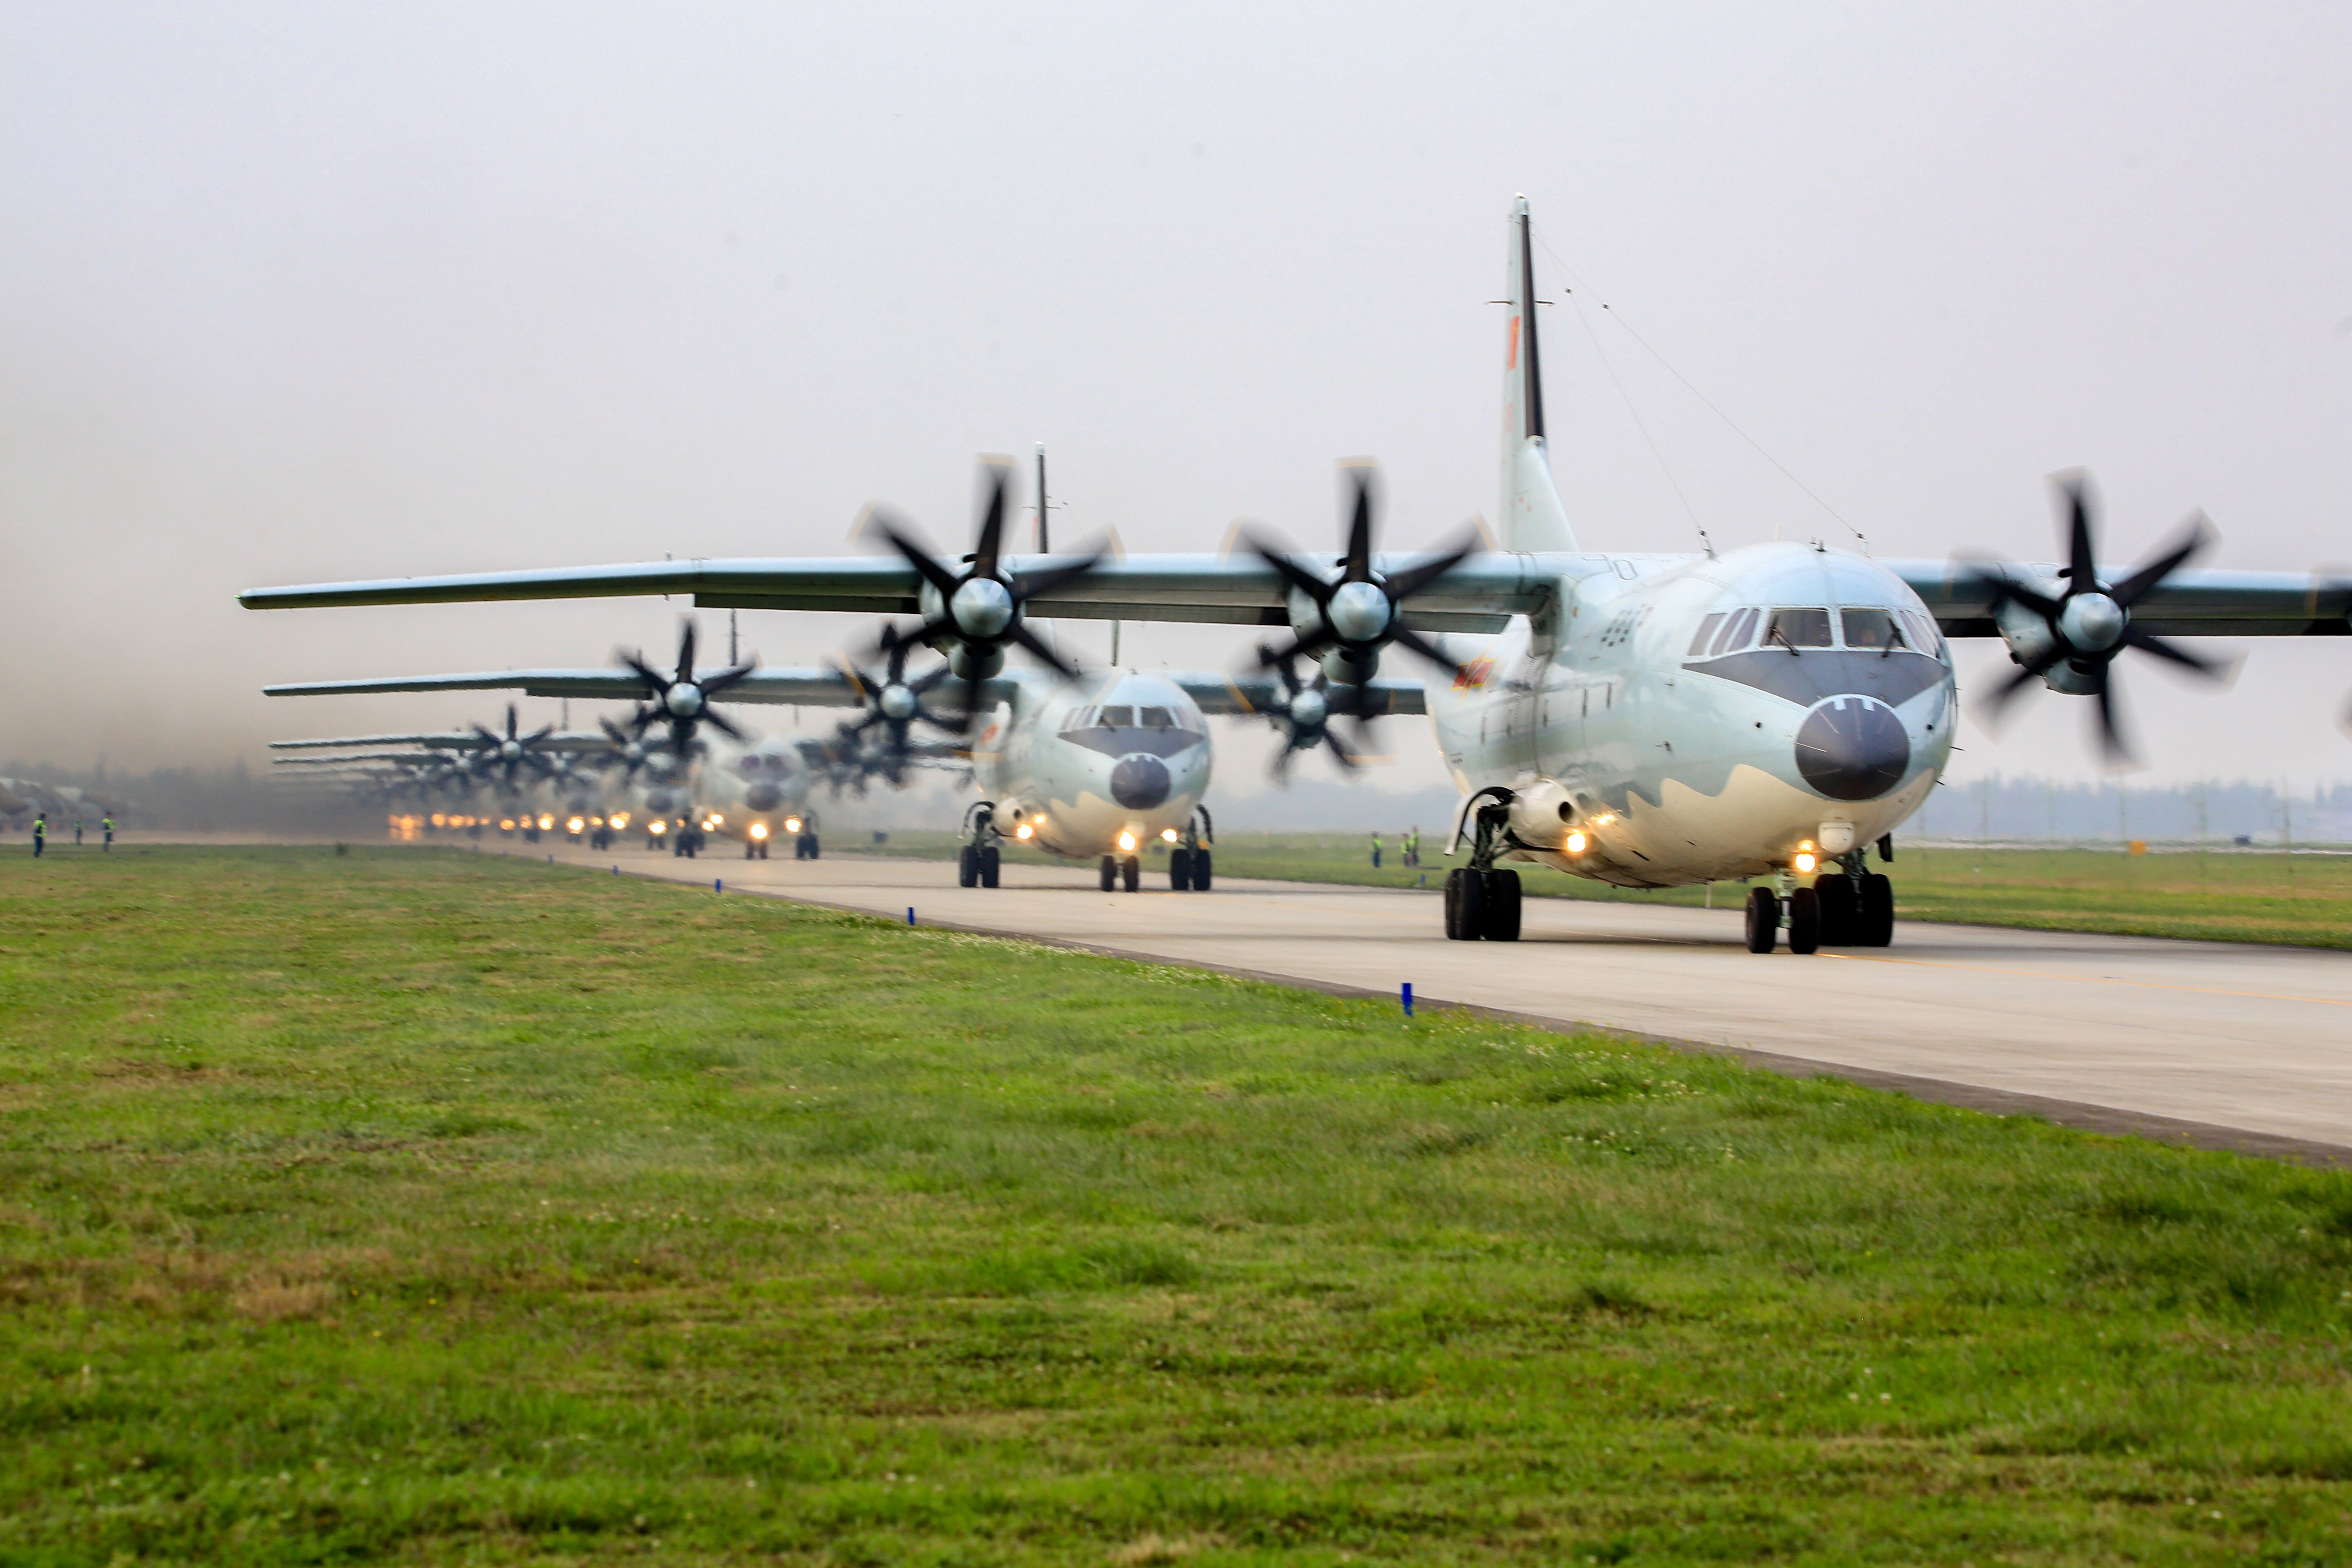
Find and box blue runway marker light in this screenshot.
[1402,982,1414,1018]
[612,865,619,875]
[546,854,552,864]
[907,907,916,926]
[715,878,723,893]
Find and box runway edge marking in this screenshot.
[572,854,2352,1172]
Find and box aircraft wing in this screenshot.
[264,668,872,707]
[1892,561,2352,639]
[267,731,612,752]
[1164,673,1429,717]
[272,751,448,766]
[239,553,1542,633]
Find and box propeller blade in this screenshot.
[1341,467,1376,582]
[1958,562,2063,621]
[1011,623,1078,680]
[876,522,964,599]
[504,704,521,740]
[699,663,756,697]
[2092,668,2135,765]
[676,621,697,683]
[971,461,1010,579]
[2109,512,2216,609]
[2120,624,2228,679]
[620,652,669,692]
[1381,529,1482,600]
[1255,628,1337,669]
[909,663,955,695]
[1011,549,1105,603]
[1387,623,1468,682]
[525,723,555,746]
[1980,644,2067,721]
[1243,535,1338,605]
[701,707,745,743]
[2062,476,2098,592]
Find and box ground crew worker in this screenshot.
[32,813,45,857]
[102,814,114,850]
[1370,831,1382,870]
[74,817,84,845]
[1405,826,1419,867]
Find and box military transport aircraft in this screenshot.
[241,198,2349,951]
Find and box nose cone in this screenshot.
[743,782,783,811]
[1109,753,1172,810]
[644,789,681,815]
[1795,697,1910,801]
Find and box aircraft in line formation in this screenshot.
[244,197,2350,951]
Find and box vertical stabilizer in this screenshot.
[1499,196,1577,552]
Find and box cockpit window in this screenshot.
[1901,610,1945,656]
[1711,607,1757,655]
[1840,608,1900,650]
[1137,706,1176,729]
[1765,608,1833,649]
[1098,705,1134,728]
[1688,613,1726,657]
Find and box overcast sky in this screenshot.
[2,1,2346,793]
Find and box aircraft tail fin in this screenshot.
[1499,196,1577,552]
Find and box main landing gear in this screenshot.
[1745,843,1896,953]
[1166,806,1214,892]
[1443,786,1523,941]
[958,802,1001,889]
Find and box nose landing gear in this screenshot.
[1443,788,1523,940]
[958,803,1002,889]
[1745,843,1896,952]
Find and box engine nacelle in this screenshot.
[1506,777,1579,851]
[1991,585,2099,696]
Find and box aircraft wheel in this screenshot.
[1480,869,1522,941]
[806,834,820,860]
[980,846,1000,889]
[1122,856,1140,893]
[1445,867,1486,940]
[1744,888,1780,953]
[1815,874,1858,945]
[1169,848,1193,890]
[1786,886,1822,954]
[959,844,980,888]
[1860,872,1895,947]
[1190,850,1212,891]
[1099,855,1117,893]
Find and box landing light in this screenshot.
[610,812,630,829]
[537,814,553,831]
[750,822,769,840]
[1564,830,1588,854]
[500,819,516,831]
[708,813,724,826]
[1117,831,1137,853]
[1793,851,1819,874]
[1015,823,1033,840]
[1160,828,1179,843]
[649,820,666,835]
[784,817,802,833]
[566,817,586,834]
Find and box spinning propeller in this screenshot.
[833,624,961,786]
[1246,463,1479,685]
[619,620,753,752]
[1259,647,1373,780]
[463,704,560,792]
[1964,474,2227,762]
[864,457,1104,721]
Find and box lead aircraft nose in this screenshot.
[1794,697,1910,801]
[1109,754,1172,810]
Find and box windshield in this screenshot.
[1840,608,1900,650]
[1765,608,1833,649]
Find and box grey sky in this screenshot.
[3,2,2346,791]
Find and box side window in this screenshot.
[1905,610,1944,655]
[1100,705,1134,728]
[1688,612,1726,657]
[1713,607,1758,655]
[1841,608,1899,650]
[1766,608,1834,648]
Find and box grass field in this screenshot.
[860,830,2352,950]
[5,846,2352,1564]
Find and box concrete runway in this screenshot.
[537,840,2352,1163]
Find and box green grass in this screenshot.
[863,830,2352,949]
[4,845,2352,1564]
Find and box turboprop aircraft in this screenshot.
[240,197,2349,951]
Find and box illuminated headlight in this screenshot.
[538,814,553,831]
[1160,828,1179,843]
[708,814,724,826]
[1793,851,1819,874]
[649,821,666,835]
[430,813,446,827]
[750,822,769,839]
[1564,829,1588,854]
[1117,831,1137,853]
[566,817,585,834]
[1014,823,1033,840]
[499,819,516,831]
[784,817,802,833]
[610,812,630,829]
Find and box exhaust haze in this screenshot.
[3,2,2347,791]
